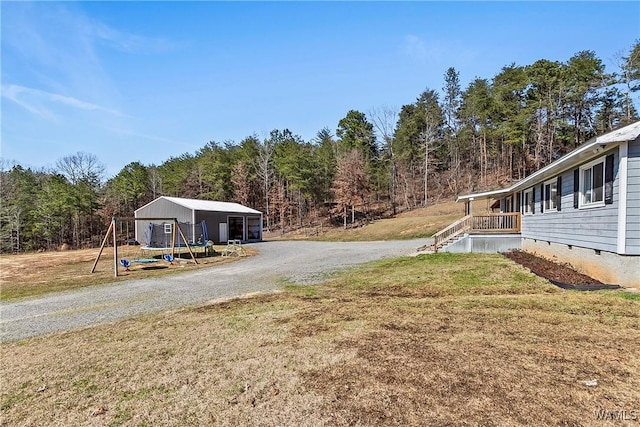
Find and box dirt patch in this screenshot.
[502,250,611,288]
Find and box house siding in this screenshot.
[626,139,640,255]
[520,147,620,253]
[455,121,640,287]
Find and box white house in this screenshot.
[442,120,640,288]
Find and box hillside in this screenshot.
[264,200,471,242]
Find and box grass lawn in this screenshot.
[2,253,639,426]
[0,245,255,301]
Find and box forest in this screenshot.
[1,42,639,253]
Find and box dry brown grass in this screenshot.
[307,200,466,242]
[2,253,639,426]
[0,245,255,301]
[1,200,465,299]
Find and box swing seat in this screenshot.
[163,254,174,264]
[120,259,131,271]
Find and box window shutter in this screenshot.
[532,187,535,214]
[516,192,521,213]
[556,176,562,211]
[573,169,579,209]
[605,154,614,204]
[540,184,545,213]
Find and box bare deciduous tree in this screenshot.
[231,161,250,206]
[148,165,163,199]
[331,149,370,228]
[55,152,105,187]
[256,139,275,231]
[369,105,399,214]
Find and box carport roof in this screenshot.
[137,196,262,214]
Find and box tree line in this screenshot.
[2,42,639,252]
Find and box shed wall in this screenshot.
[134,197,263,246]
[195,211,245,244]
[135,198,193,244]
[195,211,262,244]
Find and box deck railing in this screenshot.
[432,212,521,252]
[432,215,472,251]
[471,212,521,233]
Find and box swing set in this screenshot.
[91,217,198,277]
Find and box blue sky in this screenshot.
[2,1,639,179]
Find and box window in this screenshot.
[580,158,604,207]
[544,179,558,211]
[523,188,533,214]
[164,223,173,234]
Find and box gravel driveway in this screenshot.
[1,239,428,342]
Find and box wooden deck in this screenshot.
[433,213,521,252]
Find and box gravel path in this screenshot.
[1,239,428,342]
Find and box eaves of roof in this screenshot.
[135,196,262,214]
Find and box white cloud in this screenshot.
[2,3,183,120]
[1,84,125,121]
[401,35,428,63]
[2,85,57,121]
[399,35,480,69]
[2,4,120,114]
[90,20,183,54]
